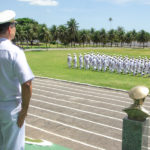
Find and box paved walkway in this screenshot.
[26,77,150,150]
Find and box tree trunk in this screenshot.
[111,42,113,47]
[30,41,33,46]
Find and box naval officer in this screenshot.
[0,10,34,150]
[67,54,72,68]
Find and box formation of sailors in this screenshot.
[67,53,150,76]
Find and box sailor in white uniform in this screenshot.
[79,53,83,69]
[85,54,90,70]
[0,10,34,150]
[144,60,149,75]
[140,60,145,76]
[137,59,141,75]
[148,60,150,76]
[92,55,97,70]
[67,54,72,68]
[73,53,77,68]
[83,53,86,68]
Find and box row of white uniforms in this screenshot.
[67,53,150,76]
[0,38,34,150]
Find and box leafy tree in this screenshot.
[131,29,137,47]
[125,31,133,47]
[66,18,79,47]
[108,29,115,47]
[99,28,107,47]
[16,18,39,46]
[90,28,95,46]
[15,24,25,45]
[109,17,113,29]
[14,17,150,48]
[16,18,38,25]
[116,27,125,47]
[79,30,90,47]
[93,31,100,46]
[57,25,69,46]
[50,25,58,44]
[137,30,150,48]
[39,24,51,48]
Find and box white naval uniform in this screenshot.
[145,61,149,75]
[73,55,77,68]
[0,38,34,150]
[92,56,97,70]
[79,54,83,69]
[97,58,101,71]
[148,61,150,76]
[67,55,72,68]
[85,55,90,70]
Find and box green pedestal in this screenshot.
[122,117,149,150]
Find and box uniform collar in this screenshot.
[0,38,9,42]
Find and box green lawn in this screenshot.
[25,138,70,150]
[25,48,150,91]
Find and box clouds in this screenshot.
[18,0,58,6]
[112,0,135,4]
[95,0,150,5]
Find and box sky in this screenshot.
[1,0,150,32]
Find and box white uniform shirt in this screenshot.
[0,38,34,102]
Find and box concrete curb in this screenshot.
[35,76,128,93]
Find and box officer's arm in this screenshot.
[17,80,32,128]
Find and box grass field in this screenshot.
[25,48,150,91]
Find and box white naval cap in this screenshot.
[0,10,16,24]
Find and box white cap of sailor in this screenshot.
[0,10,16,24]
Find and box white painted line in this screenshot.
[33,92,125,108]
[142,146,150,150]
[32,93,125,115]
[35,77,150,102]
[26,123,106,150]
[30,105,122,131]
[33,81,124,96]
[31,98,122,121]
[33,87,131,105]
[33,87,150,109]
[34,80,129,99]
[35,76,127,94]
[28,113,122,142]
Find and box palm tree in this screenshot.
[50,25,58,45]
[39,24,51,48]
[78,29,89,47]
[23,24,33,47]
[116,27,125,47]
[66,18,79,47]
[131,29,137,47]
[125,31,133,47]
[15,24,23,46]
[93,31,100,46]
[107,29,115,47]
[99,28,107,47]
[137,30,150,48]
[27,24,34,46]
[109,17,112,30]
[57,25,69,46]
[90,28,95,46]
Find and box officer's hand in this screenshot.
[17,109,27,128]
